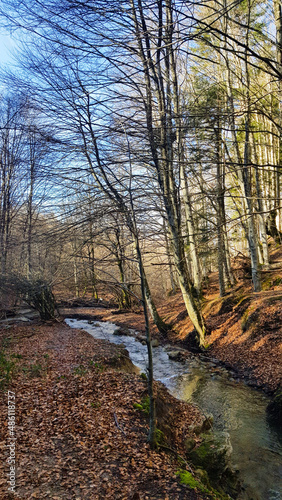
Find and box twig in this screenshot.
[113,411,126,436]
[158,444,193,472]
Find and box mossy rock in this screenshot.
[176,469,230,499]
[188,415,214,436]
[113,327,132,336]
[266,385,282,427]
[187,431,232,480]
[106,348,138,374]
[194,468,210,486]
[176,470,207,493]
[219,466,243,498]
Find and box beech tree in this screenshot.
[0,96,26,274]
[1,0,282,325]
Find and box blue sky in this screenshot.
[0,31,16,65]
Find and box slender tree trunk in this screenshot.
[274,0,282,232]
[126,107,157,449]
[135,237,156,448]
[252,123,270,269]
[215,111,226,296]
[243,5,261,291]
[224,3,261,291]
[180,165,202,294]
[117,258,130,308]
[163,219,176,294]
[88,219,98,299]
[115,225,131,308]
[167,213,206,345]
[132,231,168,333]
[88,246,98,299]
[243,115,261,291]
[72,238,80,298]
[26,158,35,279]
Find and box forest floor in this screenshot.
[0,321,218,500]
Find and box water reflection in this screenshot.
[66,318,282,500]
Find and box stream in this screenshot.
[65,318,282,500]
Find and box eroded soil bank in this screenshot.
[0,321,219,500]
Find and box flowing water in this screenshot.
[65,318,282,500]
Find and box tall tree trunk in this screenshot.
[274,0,282,232]
[180,165,202,294]
[134,223,156,448]
[215,111,226,296]
[88,219,98,299]
[131,227,168,333]
[166,209,206,345]
[252,122,270,269]
[163,219,176,294]
[26,158,35,279]
[224,3,261,291]
[129,0,206,344]
[243,4,261,292]
[72,238,80,298]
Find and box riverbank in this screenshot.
[60,242,281,395]
[0,321,222,500]
[61,288,281,395]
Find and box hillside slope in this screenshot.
[81,245,282,393]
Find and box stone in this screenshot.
[188,415,213,435]
[195,468,210,486]
[187,431,232,480]
[167,350,181,360]
[113,327,132,336]
[151,339,159,347]
[136,334,146,343]
[201,415,214,432]
[106,347,139,374]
